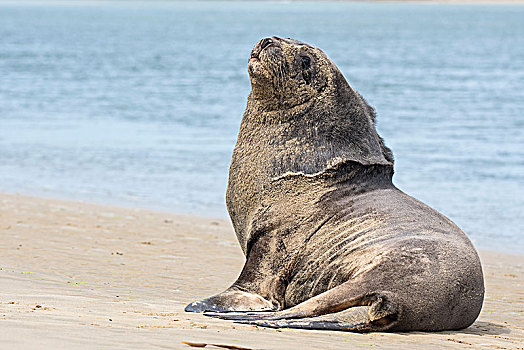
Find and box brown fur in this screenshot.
[185,37,484,332]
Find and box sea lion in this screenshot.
[185,37,484,332]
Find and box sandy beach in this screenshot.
[0,192,522,349]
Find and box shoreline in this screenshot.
[0,189,519,255]
[1,192,523,349]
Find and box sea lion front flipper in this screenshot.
[185,289,275,313]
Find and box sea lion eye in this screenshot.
[301,56,311,70]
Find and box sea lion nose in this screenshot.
[261,38,274,50]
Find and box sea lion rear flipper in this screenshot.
[206,282,400,332]
[210,306,393,332]
[239,306,377,332]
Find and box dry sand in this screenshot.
[0,192,523,349]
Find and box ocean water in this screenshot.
[0,1,523,253]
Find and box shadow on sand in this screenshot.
[459,321,511,336]
[396,321,510,337]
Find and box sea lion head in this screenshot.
[244,36,393,171]
[248,36,331,110]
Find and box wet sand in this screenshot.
[1,192,523,349]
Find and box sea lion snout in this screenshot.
[260,37,275,49]
[250,36,281,61]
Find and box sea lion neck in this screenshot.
[244,91,315,121]
[247,75,325,113]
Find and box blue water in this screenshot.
[0,1,523,253]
